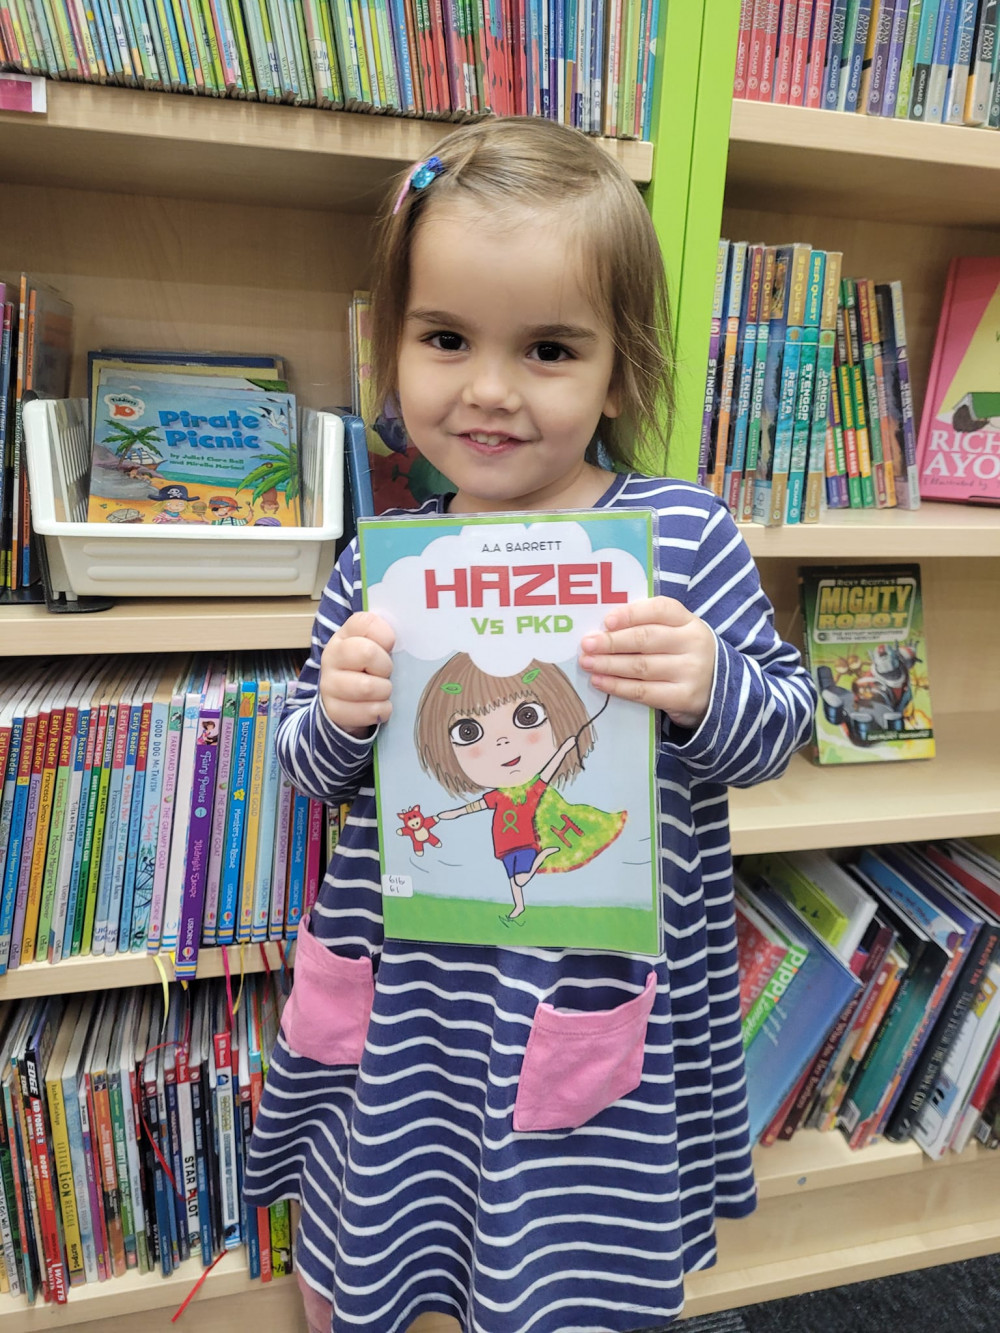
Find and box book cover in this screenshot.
[359,509,660,954]
[743,880,862,1145]
[917,256,1000,505]
[799,563,934,764]
[87,371,299,526]
[735,885,789,1021]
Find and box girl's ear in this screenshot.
[601,373,622,420]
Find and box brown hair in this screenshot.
[370,117,675,471]
[415,653,595,798]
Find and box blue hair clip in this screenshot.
[393,155,446,214]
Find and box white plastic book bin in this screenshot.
[24,398,344,599]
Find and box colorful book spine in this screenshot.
[726,243,764,518]
[741,245,776,524]
[945,0,978,122]
[863,0,894,114]
[804,250,844,523]
[925,0,960,122]
[251,675,285,942]
[786,248,826,525]
[841,280,877,507]
[146,685,184,953]
[174,699,221,978]
[895,0,924,115]
[284,789,309,935]
[115,698,151,957]
[766,243,812,527]
[823,0,852,106]
[202,668,239,947]
[303,797,324,917]
[130,692,168,951]
[698,239,729,489]
[853,278,892,506]
[835,305,866,508]
[824,371,851,509]
[711,241,747,499]
[216,676,256,946]
[733,0,754,96]
[237,670,269,943]
[964,0,998,123]
[880,0,911,113]
[772,0,799,103]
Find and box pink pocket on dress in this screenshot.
[513,971,658,1132]
[282,915,375,1065]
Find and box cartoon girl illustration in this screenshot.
[415,653,626,926]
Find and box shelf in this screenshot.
[730,710,1000,855]
[728,101,1000,229]
[740,501,1000,559]
[0,941,289,1003]
[0,83,654,213]
[0,1247,294,1332]
[3,596,316,656]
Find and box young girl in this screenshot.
[244,118,817,1333]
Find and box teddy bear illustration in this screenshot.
[396,805,441,855]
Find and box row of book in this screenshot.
[0,653,336,979]
[738,838,1000,1157]
[0,972,291,1304]
[0,0,658,136]
[0,275,72,597]
[699,240,920,526]
[734,0,1000,130]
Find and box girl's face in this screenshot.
[448,697,556,789]
[396,200,620,515]
[164,498,185,515]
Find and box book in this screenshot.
[799,563,934,764]
[918,256,1000,505]
[735,883,789,1022]
[743,879,862,1145]
[744,849,878,965]
[87,371,300,525]
[358,508,659,954]
[785,247,825,524]
[736,876,809,1047]
[875,281,921,510]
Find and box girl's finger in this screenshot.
[325,669,393,703]
[578,652,679,681]
[327,635,395,678]
[602,597,692,633]
[579,623,679,658]
[338,611,397,653]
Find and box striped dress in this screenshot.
[244,473,816,1333]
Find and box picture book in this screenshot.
[359,509,660,954]
[86,372,300,526]
[799,563,934,764]
[918,256,1000,505]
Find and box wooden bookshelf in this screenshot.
[0,83,654,214]
[728,101,1000,228]
[730,710,1000,855]
[0,941,289,1002]
[740,501,1000,559]
[2,596,316,656]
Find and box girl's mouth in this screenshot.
[460,433,523,456]
[502,755,522,767]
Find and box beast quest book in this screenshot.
[358,510,660,954]
[799,563,934,765]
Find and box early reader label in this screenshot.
[382,874,413,898]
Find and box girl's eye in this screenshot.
[426,331,465,352]
[512,701,548,729]
[449,717,484,746]
[532,342,572,363]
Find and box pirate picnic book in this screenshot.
[799,563,934,766]
[358,509,660,955]
[86,372,299,526]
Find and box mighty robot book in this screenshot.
[359,509,660,954]
[799,563,934,765]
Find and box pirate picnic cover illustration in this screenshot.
[358,510,660,954]
[87,371,300,525]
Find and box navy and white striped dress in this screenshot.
[244,474,816,1333]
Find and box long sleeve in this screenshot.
[660,497,816,788]
[276,539,378,804]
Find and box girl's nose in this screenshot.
[462,360,521,413]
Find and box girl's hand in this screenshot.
[578,597,716,732]
[319,611,395,738]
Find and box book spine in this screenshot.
[80,702,118,957]
[888,280,921,509]
[23,1046,69,1301]
[711,242,747,499]
[880,0,911,113]
[203,686,237,946]
[725,254,760,518]
[699,239,729,491]
[925,0,960,122]
[745,0,766,98]
[773,0,800,104]
[303,798,325,917]
[116,701,150,956]
[823,0,851,105]
[733,0,754,96]
[894,0,923,113]
[175,713,220,977]
[945,0,978,122]
[964,0,997,123]
[757,0,782,101]
[841,0,874,110]
[77,1073,109,1280]
[146,698,183,953]
[806,0,834,106]
[212,1031,241,1247]
[20,708,62,967]
[864,0,895,114]
[106,1071,137,1267]
[217,684,255,946]
[45,1072,85,1286]
[854,279,890,506]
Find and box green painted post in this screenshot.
[643,0,742,481]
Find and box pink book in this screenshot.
[746,0,768,98]
[917,256,1000,505]
[805,0,833,108]
[772,0,800,104]
[789,0,813,105]
[756,0,783,102]
[302,799,325,917]
[733,0,755,96]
